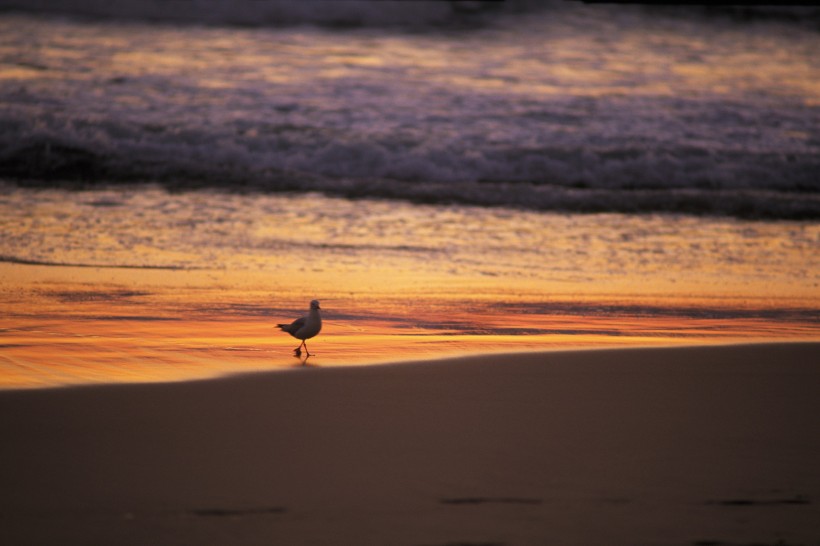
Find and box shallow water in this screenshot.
[1,187,817,388]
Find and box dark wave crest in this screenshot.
[2,138,817,220]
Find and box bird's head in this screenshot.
[310,299,321,310]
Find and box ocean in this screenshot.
[0,1,818,387]
[1,0,818,217]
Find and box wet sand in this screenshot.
[1,342,819,545]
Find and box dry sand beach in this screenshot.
[2,343,819,546]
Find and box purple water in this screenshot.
[1,1,819,218]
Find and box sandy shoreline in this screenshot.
[1,342,819,545]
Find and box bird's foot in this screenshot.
[293,347,302,357]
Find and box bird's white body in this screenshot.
[277,300,322,357]
[291,306,322,341]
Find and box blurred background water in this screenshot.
[1,0,818,217]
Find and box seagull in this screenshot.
[277,300,322,357]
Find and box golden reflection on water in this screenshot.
[1,188,818,388]
[2,299,813,390]
[1,264,817,389]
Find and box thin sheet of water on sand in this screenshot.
[1,188,818,388]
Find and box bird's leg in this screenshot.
[303,341,311,357]
[293,342,302,357]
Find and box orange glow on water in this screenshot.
[1,189,818,389]
[1,257,817,389]
[2,295,815,389]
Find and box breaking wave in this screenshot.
[1,1,818,219]
[2,133,817,219]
